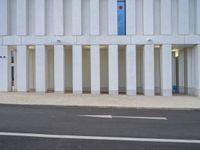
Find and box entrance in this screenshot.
[10,49,16,91]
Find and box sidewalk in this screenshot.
[0,92,200,109]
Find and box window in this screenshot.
[117,0,126,35]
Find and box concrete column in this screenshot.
[161,0,171,35]
[35,0,45,35]
[54,0,64,35]
[72,0,82,35]
[108,45,118,95]
[196,0,200,34]
[54,45,65,92]
[172,52,177,88]
[126,45,136,95]
[192,47,196,95]
[195,45,200,96]
[187,48,194,95]
[0,46,11,92]
[0,0,8,35]
[143,45,154,96]
[17,46,28,92]
[17,0,27,35]
[72,45,82,94]
[90,0,99,35]
[90,45,100,94]
[126,0,136,35]
[160,45,172,96]
[178,0,189,34]
[178,50,185,93]
[0,47,2,91]
[35,45,47,92]
[108,0,117,35]
[0,48,2,91]
[143,0,154,35]
[13,51,17,91]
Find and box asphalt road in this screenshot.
[0,104,200,150]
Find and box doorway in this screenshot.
[10,49,17,91]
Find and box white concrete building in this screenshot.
[0,0,200,96]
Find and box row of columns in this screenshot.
[0,44,188,96]
[177,46,200,96]
[1,0,199,35]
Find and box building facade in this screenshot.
[0,0,200,96]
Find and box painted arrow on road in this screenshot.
[79,115,167,120]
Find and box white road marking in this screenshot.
[79,115,167,120]
[80,115,112,119]
[0,132,199,144]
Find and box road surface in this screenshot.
[0,104,200,150]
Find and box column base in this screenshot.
[0,90,10,92]
[0,87,12,92]
[36,88,47,93]
[109,90,118,95]
[17,88,29,92]
[187,87,195,96]
[54,91,65,94]
[35,91,47,94]
[195,89,200,97]
[17,91,29,93]
[126,90,136,96]
[144,89,154,96]
[161,89,172,96]
[73,91,82,94]
[0,91,9,93]
[91,91,100,95]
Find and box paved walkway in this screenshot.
[0,92,200,109]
